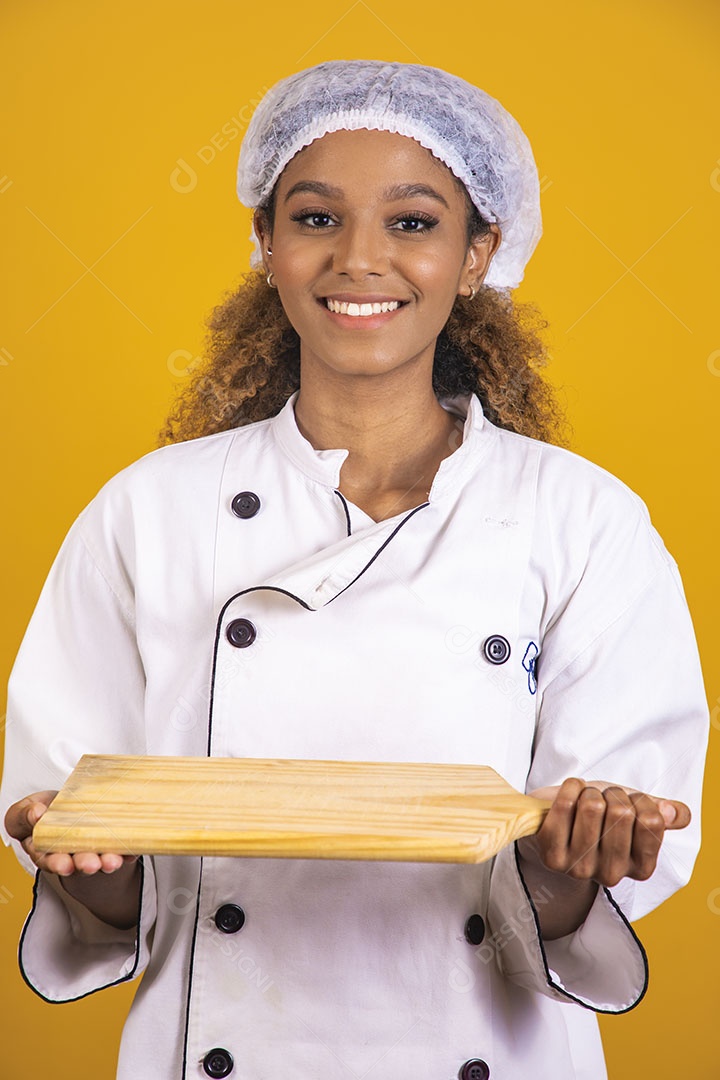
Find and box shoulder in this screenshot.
[88,416,276,511]
[494,425,648,511]
[488,427,676,606]
[67,417,277,568]
[497,426,665,546]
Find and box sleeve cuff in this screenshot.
[486,843,648,1013]
[18,856,157,1003]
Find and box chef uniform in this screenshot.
[0,392,708,1080]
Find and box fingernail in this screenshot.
[660,801,677,826]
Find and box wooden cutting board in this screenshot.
[32,755,551,863]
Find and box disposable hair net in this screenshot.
[236,60,542,290]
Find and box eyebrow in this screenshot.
[283,180,450,209]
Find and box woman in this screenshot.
[1,60,708,1079]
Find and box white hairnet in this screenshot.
[236,60,541,290]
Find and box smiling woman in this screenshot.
[159,126,561,453]
[0,59,709,1080]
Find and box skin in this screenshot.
[5,128,690,939]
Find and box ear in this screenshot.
[463,224,502,294]
[253,209,272,268]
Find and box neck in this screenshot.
[294,355,461,519]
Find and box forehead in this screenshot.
[276,128,466,200]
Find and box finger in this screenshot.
[21,834,76,876]
[5,791,58,842]
[596,787,636,887]
[656,799,692,830]
[628,792,665,881]
[565,786,608,880]
[71,852,105,875]
[98,853,126,873]
[536,778,585,873]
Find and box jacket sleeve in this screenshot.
[486,481,709,1012]
[0,505,158,1001]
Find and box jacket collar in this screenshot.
[270,390,495,496]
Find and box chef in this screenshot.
[1,60,709,1080]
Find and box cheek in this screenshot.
[276,243,321,281]
[405,237,465,286]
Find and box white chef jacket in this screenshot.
[0,392,708,1080]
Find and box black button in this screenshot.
[203,1048,234,1078]
[464,913,486,945]
[226,618,256,648]
[215,904,245,934]
[231,491,261,519]
[459,1060,490,1080]
[482,635,510,665]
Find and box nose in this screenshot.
[331,217,388,279]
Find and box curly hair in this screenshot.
[159,271,565,446]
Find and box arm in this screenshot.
[0,505,158,1001]
[486,483,708,1010]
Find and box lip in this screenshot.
[320,293,410,304]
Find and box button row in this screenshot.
[226,618,511,670]
[204,1049,489,1078]
[201,905,247,1074]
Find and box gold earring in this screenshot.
[266,272,276,289]
[468,284,477,301]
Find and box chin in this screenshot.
[307,340,431,379]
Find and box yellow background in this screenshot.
[1,1,718,1075]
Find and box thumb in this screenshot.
[658,799,691,830]
[4,791,57,841]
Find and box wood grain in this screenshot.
[32,755,551,863]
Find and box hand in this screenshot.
[5,791,142,929]
[4,791,137,877]
[520,777,691,888]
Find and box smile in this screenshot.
[324,298,403,316]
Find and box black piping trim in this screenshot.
[180,857,205,1080]
[328,501,429,605]
[334,490,352,536]
[512,843,649,1014]
[18,857,147,1004]
[182,583,315,1071]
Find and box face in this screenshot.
[254,128,500,383]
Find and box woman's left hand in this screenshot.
[516,778,691,939]
[521,777,691,888]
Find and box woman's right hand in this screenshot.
[4,792,141,928]
[4,791,134,876]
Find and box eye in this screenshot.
[289,210,336,229]
[392,213,438,233]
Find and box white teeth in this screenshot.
[325,298,401,316]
